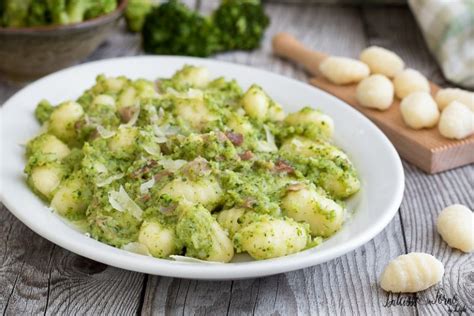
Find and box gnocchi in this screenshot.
[393,68,430,99]
[51,174,91,218]
[177,204,234,262]
[281,185,345,237]
[48,101,84,144]
[159,176,223,210]
[29,164,63,200]
[284,107,334,138]
[234,214,310,260]
[319,56,370,85]
[380,252,444,293]
[241,84,269,120]
[438,101,474,139]
[400,92,439,129]
[26,134,70,161]
[437,204,474,253]
[359,46,404,78]
[138,220,178,258]
[435,88,474,111]
[356,74,394,110]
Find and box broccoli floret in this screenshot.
[213,0,269,51]
[0,0,117,27]
[67,0,116,24]
[125,0,154,32]
[27,0,49,26]
[84,0,117,20]
[142,0,222,57]
[46,0,70,24]
[2,0,31,27]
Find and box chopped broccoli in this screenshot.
[35,99,54,124]
[142,0,222,57]
[125,0,154,32]
[213,0,269,50]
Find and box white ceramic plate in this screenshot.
[0,56,404,280]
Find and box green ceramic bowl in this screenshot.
[0,0,128,82]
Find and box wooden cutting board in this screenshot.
[272,33,474,174]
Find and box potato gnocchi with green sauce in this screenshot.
[25,65,360,262]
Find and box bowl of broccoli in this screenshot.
[0,0,127,82]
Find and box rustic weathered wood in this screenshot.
[1,3,473,316]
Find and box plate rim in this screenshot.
[0,55,405,279]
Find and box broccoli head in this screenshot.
[125,0,154,32]
[213,0,270,51]
[0,0,117,27]
[142,0,222,57]
[67,0,117,24]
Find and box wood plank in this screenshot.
[142,4,412,315]
[400,163,474,315]
[0,206,145,315]
[362,7,474,315]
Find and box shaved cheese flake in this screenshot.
[96,125,116,139]
[170,255,223,264]
[158,159,187,172]
[153,124,179,137]
[94,163,108,174]
[96,173,124,187]
[125,106,140,126]
[256,126,278,152]
[143,144,161,156]
[122,242,152,256]
[108,186,143,220]
[140,177,155,194]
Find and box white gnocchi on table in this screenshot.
[319,56,370,85]
[393,68,430,99]
[356,74,394,110]
[400,92,439,129]
[438,101,474,140]
[380,252,444,293]
[435,88,474,112]
[437,204,474,253]
[359,46,404,78]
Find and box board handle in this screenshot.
[272,32,328,77]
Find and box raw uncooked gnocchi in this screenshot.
[437,204,474,253]
[359,46,404,78]
[319,56,370,85]
[438,101,474,139]
[400,92,439,129]
[380,252,444,293]
[393,68,430,99]
[356,74,394,110]
[435,88,474,111]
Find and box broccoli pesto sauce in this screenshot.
[24,65,360,262]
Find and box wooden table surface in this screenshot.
[1,2,473,315]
